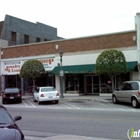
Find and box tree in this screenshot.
[95,49,127,92]
[20,59,45,92]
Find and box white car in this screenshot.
[33,86,60,104]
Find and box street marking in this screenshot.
[60,104,71,109]
[108,103,138,111]
[23,100,28,107]
[60,101,80,109]
[100,103,125,111]
[27,100,36,107]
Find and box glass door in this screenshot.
[93,76,99,93]
[85,76,93,93]
[85,75,99,94]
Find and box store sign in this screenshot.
[38,58,55,71]
[65,70,91,73]
[4,61,21,75]
[3,58,55,75]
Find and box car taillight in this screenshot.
[17,94,21,97]
[138,91,140,95]
[56,93,59,96]
[40,94,44,97]
[2,94,6,98]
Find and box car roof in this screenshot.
[39,86,54,88]
[123,81,140,83]
[5,87,19,89]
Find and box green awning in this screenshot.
[52,64,95,74]
[127,61,138,71]
[52,61,138,74]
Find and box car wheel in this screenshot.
[55,100,59,104]
[131,98,138,108]
[112,95,118,104]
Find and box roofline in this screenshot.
[63,29,136,39]
[5,14,57,29]
[1,30,136,49]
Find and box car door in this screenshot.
[121,82,133,103]
[115,82,126,102]
[124,82,139,103]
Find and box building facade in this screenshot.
[0,13,140,95]
[0,15,62,46]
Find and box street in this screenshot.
[1,96,140,140]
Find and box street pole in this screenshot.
[59,50,64,98]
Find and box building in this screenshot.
[0,15,62,46]
[0,13,140,95]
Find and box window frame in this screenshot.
[36,37,41,42]
[24,34,29,44]
[11,31,17,42]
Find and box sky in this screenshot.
[0,0,140,39]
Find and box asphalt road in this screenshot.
[1,97,140,140]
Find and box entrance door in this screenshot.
[85,75,99,94]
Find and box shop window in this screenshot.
[11,31,16,42]
[24,34,29,44]
[100,75,112,93]
[65,74,84,93]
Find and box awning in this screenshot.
[52,61,138,74]
[52,64,95,74]
[127,61,138,71]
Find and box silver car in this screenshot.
[112,81,140,108]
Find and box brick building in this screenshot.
[0,13,140,95]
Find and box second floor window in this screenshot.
[11,31,16,42]
[24,34,29,44]
[36,37,41,42]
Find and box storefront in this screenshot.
[52,61,138,94]
[1,55,56,94]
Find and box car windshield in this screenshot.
[41,87,56,92]
[5,88,19,93]
[0,109,13,124]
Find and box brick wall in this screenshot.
[1,31,136,59]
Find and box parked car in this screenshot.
[0,108,24,140]
[33,86,60,104]
[0,105,7,110]
[112,81,140,108]
[2,88,22,104]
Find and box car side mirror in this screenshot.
[14,116,22,121]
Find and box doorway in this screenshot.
[85,75,100,94]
